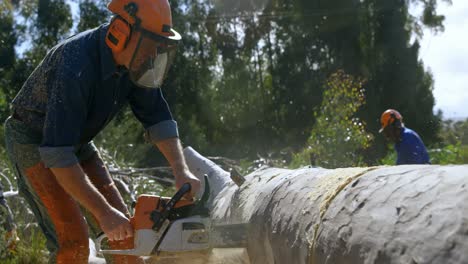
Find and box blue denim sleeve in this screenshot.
[38,69,88,168]
[128,87,178,143]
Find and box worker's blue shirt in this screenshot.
[11,24,178,168]
[395,127,430,165]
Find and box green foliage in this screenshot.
[0,1,15,68]
[0,228,48,264]
[291,71,373,168]
[0,1,17,120]
[2,0,448,165]
[0,0,461,261]
[421,118,468,165]
[428,144,468,165]
[379,148,397,165]
[0,170,48,263]
[380,144,468,165]
[94,108,153,167]
[380,118,468,165]
[25,0,73,61]
[438,118,468,146]
[76,0,110,32]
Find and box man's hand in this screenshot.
[154,138,201,199]
[98,207,134,241]
[52,164,133,242]
[174,168,201,200]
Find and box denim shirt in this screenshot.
[11,24,178,168]
[395,127,430,165]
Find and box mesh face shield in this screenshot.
[129,30,177,88]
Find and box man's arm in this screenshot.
[155,137,201,198]
[51,165,133,241]
[127,87,200,196]
[36,64,133,241]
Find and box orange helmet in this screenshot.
[379,109,403,133]
[106,0,182,88]
[107,0,181,40]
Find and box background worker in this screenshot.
[3,0,200,263]
[379,109,430,165]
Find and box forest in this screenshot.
[0,0,467,262]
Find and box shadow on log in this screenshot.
[184,147,468,264]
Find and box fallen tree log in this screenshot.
[183,147,468,264]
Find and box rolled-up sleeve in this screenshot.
[128,87,178,143]
[38,146,78,168]
[39,68,88,168]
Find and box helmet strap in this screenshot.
[124,2,141,28]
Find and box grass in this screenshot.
[0,228,48,264]
[380,144,468,165]
[0,171,169,264]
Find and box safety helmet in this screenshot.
[106,0,182,88]
[379,109,403,133]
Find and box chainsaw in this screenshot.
[96,176,212,257]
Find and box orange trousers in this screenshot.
[4,117,143,263]
[21,154,143,264]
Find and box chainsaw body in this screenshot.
[96,181,211,256]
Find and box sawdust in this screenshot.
[11,39,76,131]
[306,167,377,218]
[145,248,250,264]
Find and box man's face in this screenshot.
[382,125,401,143]
[128,30,177,88]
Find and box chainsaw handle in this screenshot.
[151,182,191,231]
[95,233,106,253]
[164,183,191,212]
[174,183,192,201]
[198,175,210,205]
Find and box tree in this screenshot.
[76,0,110,32]
[0,0,17,119]
[292,71,373,168]
[0,0,451,166]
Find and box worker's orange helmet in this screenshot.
[108,0,181,40]
[107,0,181,89]
[379,109,403,133]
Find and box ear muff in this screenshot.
[106,17,131,53]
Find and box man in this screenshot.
[379,109,430,165]
[4,0,200,263]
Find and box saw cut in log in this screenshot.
[184,147,468,264]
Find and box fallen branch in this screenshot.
[109,167,174,186]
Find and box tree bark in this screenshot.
[184,147,468,264]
